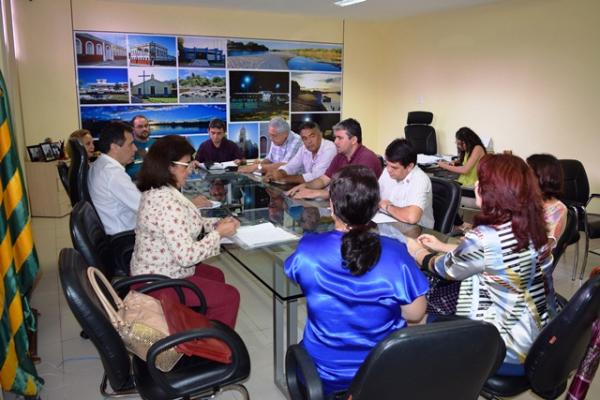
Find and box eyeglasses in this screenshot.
[171,161,194,170]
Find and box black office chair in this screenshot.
[68,138,91,206]
[57,161,70,194]
[59,248,251,399]
[70,200,135,280]
[482,273,600,399]
[430,176,461,234]
[286,319,505,400]
[552,205,580,280]
[559,159,600,279]
[404,111,437,155]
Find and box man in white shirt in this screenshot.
[88,121,140,235]
[238,117,301,174]
[263,121,336,184]
[379,138,434,228]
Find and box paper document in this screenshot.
[233,222,299,249]
[201,161,237,170]
[417,154,442,165]
[372,212,397,224]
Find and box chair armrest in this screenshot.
[139,279,207,315]
[113,274,186,306]
[146,325,247,397]
[587,193,600,207]
[285,344,324,400]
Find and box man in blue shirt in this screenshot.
[126,114,156,179]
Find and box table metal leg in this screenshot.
[273,295,298,395]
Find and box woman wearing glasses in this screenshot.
[130,135,240,328]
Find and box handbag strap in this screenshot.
[87,266,125,326]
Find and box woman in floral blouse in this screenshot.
[130,135,240,328]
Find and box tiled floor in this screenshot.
[4,216,599,399]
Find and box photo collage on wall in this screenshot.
[74,31,343,158]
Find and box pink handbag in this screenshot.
[87,267,182,372]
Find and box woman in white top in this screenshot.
[130,135,240,328]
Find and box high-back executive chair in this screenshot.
[57,161,70,194]
[430,176,461,234]
[286,319,505,400]
[482,273,600,399]
[69,200,135,280]
[59,248,251,399]
[67,138,92,206]
[404,111,437,155]
[559,159,600,280]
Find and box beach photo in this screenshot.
[77,68,129,104]
[179,69,226,103]
[291,113,341,140]
[129,67,177,103]
[228,123,259,159]
[80,104,227,137]
[128,34,176,66]
[227,39,342,72]
[185,134,210,151]
[178,36,226,68]
[229,71,289,122]
[75,32,127,66]
[291,72,342,112]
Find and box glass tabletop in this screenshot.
[183,170,447,301]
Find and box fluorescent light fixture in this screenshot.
[334,0,367,7]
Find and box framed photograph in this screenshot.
[50,142,62,159]
[40,143,56,161]
[26,145,44,162]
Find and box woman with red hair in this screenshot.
[409,154,552,376]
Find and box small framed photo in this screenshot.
[40,143,56,161]
[26,145,44,162]
[50,142,62,159]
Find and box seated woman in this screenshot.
[130,135,241,329]
[409,154,552,376]
[437,127,487,186]
[526,153,568,249]
[438,127,487,228]
[66,129,95,160]
[285,165,428,396]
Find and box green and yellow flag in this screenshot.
[0,70,43,396]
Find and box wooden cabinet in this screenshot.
[25,161,71,217]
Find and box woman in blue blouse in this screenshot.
[284,165,428,396]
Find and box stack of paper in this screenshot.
[371,212,397,224]
[232,222,299,249]
[201,161,238,170]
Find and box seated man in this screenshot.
[195,118,243,164]
[238,117,301,174]
[287,118,382,199]
[263,121,336,184]
[126,115,156,179]
[88,121,141,235]
[379,139,434,228]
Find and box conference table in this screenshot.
[183,169,446,394]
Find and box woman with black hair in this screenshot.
[131,135,241,328]
[284,165,428,396]
[437,127,487,187]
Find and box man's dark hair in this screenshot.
[97,121,132,154]
[208,118,227,131]
[130,115,147,126]
[137,135,195,192]
[333,118,362,143]
[385,138,417,167]
[298,121,321,132]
